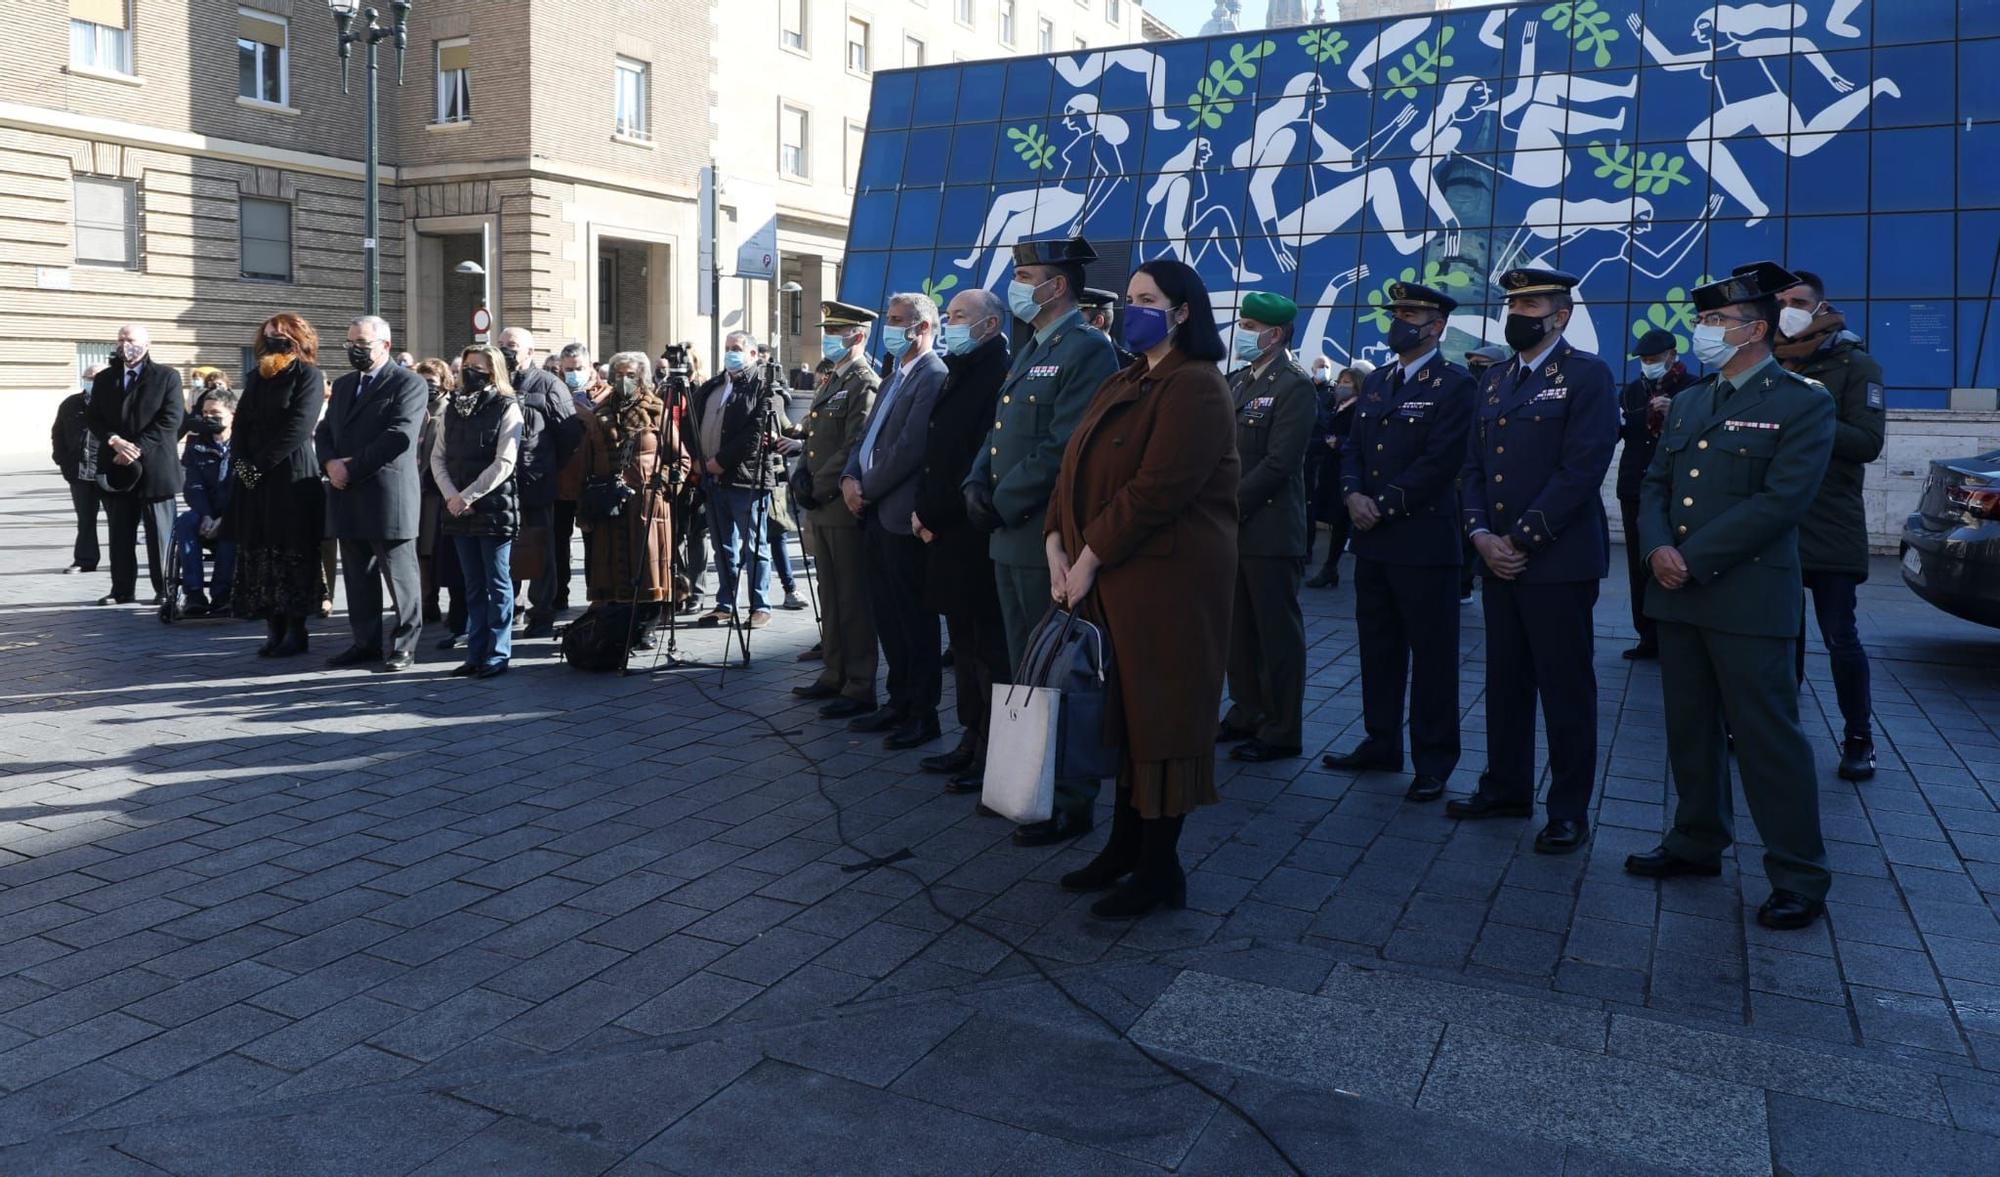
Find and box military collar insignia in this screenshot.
[1544,362,1560,378]
[1761,376,1775,388]
[1431,376,1443,388]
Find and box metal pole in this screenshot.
[709,160,721,367]
[363,16,380,317]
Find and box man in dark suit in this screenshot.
[51,369,104,574]
[1321,284,1474,802]
[87,325,184,605]
[1457,268,1620,855]
[315,315,428,671]
[498,327,577,637]
[843,291,949,750]
[1615,329,1696,659]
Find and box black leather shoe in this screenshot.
[449,662,478,677]
[919,744,977,775]
[975,802,1000,818]
[797,643,824,662]
[1322,744,1402,772]
[1534,819,1589,854]
[1305,569,1339,589]
[1405,775,1447,802]
[1090,870,1186,919]
[1445,792,1533,819]
[475,661,510,680]
[820,697,875,720]
[1757,889,1825,930]
[1231,740,1303,762]
[791,682,840,701]
[1621,643,1658,660]
[1837,737,1876,782]
[380,652,415,672]
[1013,810,1094,847]
[1623,846,1722,879]
[1215,722,1257,745]
[522,620,555,639]
[326,647,380,668]
[436,632,464,651]
[97,594,131,606]
[943,772,983,795]
[1061,854,1134,893]
[847,705,904,733]
[885,716,942,751]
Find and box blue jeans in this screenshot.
[454,534,514,669]
[172,510,235,602]
[706,484,771,613]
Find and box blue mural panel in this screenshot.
[841,0,1990,405]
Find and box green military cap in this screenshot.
[1692,260,1800,312]
[819,300,876,329]
[1239,291,1298,327]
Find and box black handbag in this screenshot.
[1018,606,1118,780]
[578,427,644,523]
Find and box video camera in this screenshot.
[661,342,693,380]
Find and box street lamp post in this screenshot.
[329,0,410,318]
[778,280,803,381]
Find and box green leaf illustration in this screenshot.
[1298,26,1350,65]
[1384,25,1453,100]
[1629,277,1714,356]
[1543,0,1621,69]
[1005,123,1058,171]
[1586,140,1691,195]
[921,274,960,304]
[1182,39,1276,130]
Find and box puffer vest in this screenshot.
[441,391,520,538]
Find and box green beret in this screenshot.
[1240,291,1298,328]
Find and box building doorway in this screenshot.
[597,240,655,358]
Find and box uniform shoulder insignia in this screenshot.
[1865,381,1885,410]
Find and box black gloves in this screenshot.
[787,462,819,513]
[963,483,1004,534]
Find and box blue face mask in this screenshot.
[942,317,992,356]
[723,350,749,373]
[562,369,586,390]
[1007,278,1050,323]
[821,334,849,363]
[881,324,911,358]
[1232,327,1266,363]
[1122,304,1175,354]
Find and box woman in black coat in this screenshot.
[228,314,328,656]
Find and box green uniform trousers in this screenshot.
[1223,556,1306,748]
[805,517,877,703]
[1657,620,1830,901]
[995,559,1100,821]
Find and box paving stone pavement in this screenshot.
[2,464,1999,1175]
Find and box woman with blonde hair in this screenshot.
[228,314,328,656]
[429,343,524,678]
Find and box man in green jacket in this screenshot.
[1775,269,1886,781]
[1625,261,1836,932]
[963,236,1120,847]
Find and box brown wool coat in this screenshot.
[578,394,689,603]
[1046,350,1240,768]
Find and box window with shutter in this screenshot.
[69,0,132,74]
[236,10,288,105]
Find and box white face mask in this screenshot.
[1690,322,1745,368]
[1777,306,1817,339]
[1640,360,1668,381]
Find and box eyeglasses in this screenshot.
[1693,313,1753,328]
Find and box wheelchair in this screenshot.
[160,513,232,625]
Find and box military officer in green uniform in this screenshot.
[1626,261,1837,932]
[1218,292,1316,763]
[964,236,1120,847]
[789,301,881,718]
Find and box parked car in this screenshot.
[1900,448,2000,629]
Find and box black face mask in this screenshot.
[188,416,225,435]
[345,343,374,371]
[262,335,295,354]
[499,346,520,373]
[1504,312,1553,355]
[461,369,491,392]
[1385,317,1430,355]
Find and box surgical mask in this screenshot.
[1777,306,1816,339]
[1121,304,1174,354]
[1312,370,1330,385]
[723,350,749,373]
[1503,312,1552,355]
[461,369,491,392]
[613,375,640,398]
[119,342,146,365]
[942,322,983,356]
[1007,278,1050,322]
[820,334,849,363]
[1385,317,1429,355]
[1690,322,1743,368]
[1232,327,1266,364]
[1640,360,1668,381]
[881,324,912,358]
[345,343,374,371]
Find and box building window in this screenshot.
[781,0,807,51]
[614,57,649,139]
[239,196,291,282]
[1107,0,1121,21]
[1038,18,1053,53]
[954,0,972,28]
[435,39,471,124]
[237,9,288,106]
[903,34,924,67]
[73,176,136,268]
[69,0,132,74]
[845,17,869,74]
[844,119,864,191]
[999,0,1015,43]
[781,104,811,179]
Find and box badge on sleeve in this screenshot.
[1866,382,1885,411]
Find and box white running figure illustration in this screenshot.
[1143,138,1259,283]
[1630,3,1898,225]
[952,95,1131,289]
[1056,49,1179,132]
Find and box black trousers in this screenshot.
[1480,577,1600,820]
[339,536,423,657]
[863,524,940,720]
[1797,570,1872,741]
[943,571,1010,752]
[103,493,174,600]
[676,494,709,597]
[435,528,467,636]
[552,499,578,608]
[68,479,101,570]
[514,504,556,623]
[1352,556,1461,778]
[1618,497,1655,649]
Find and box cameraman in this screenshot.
[688,331,790,629]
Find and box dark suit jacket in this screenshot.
[845,347,947,536]
[1615,363,1695,501]
[510,365,576,509]
[915,335,1009,604]
[52,390,91,481]
[1342,353,1473,567]
[689,372,785,490]
[87,359,184,500]
[315,362,428,541]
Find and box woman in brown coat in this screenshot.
[577,350,689,650]
[1046,258,1239,920]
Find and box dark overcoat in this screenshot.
[915,334,1009,611]
[87,358,184,500]
[226,361,327,552]
[315,363,428,541]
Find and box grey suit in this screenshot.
[315,362,427,658]
[845,347,948,721]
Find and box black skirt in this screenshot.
[230,473,325,619]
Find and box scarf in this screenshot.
[601,387,662,454]
[1775,306,1847,370]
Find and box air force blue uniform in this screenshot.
[1462,336,1619,820]
[1340,348,1474,780]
